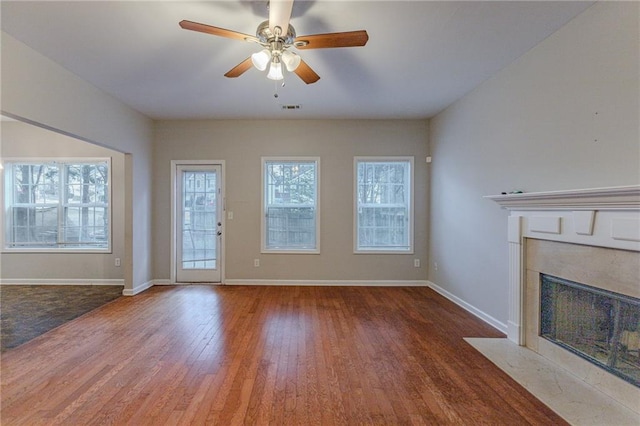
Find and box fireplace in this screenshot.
[540,274,640,387]
[486,185,640,412]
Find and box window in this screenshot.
[3,159,110,251]
[262,158,319,253]
[355,157,413,253]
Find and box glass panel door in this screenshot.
[176,165,222,282]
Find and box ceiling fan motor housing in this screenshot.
[256,20,296,45]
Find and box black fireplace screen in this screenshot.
[540,274,640,387]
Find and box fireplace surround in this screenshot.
[487,185,640,412]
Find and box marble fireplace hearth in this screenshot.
[465,337,638,425]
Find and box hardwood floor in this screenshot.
[0,285,567,425]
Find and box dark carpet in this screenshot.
[0,285,123,352]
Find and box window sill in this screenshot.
[2,248,111,254]
[261,249,320,255]
[354,249,414,255]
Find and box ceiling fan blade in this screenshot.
[269,0,294,35]
[295,30,369,49]
[294,60,320,84]
[179,20,258,43]
[224,58,254,78]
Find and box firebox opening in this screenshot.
[540,274,640,387]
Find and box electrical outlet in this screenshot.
[115,258,121,267]
[254,259,260,267]
[434,262,438,271]
[228,211,234,220]
[414,259,420,268]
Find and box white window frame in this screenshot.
[1,157,112,253]
[354,156,414,254]
[261,157,320,254]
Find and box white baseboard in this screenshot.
[0,278,124,286]
[151,279,173,285]
[149,280,212,286]
[122,280,153,296]
[427,280,507,334]
[224,279,429,287]
[146,279,429,287]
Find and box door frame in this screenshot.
[170,160,226,284]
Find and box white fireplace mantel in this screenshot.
[485,185,640,211]
[485,185,640,344]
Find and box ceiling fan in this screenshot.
[179,0,369,85]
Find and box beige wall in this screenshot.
[1,121,126,281]
[1,33,154,293]
[153,119,429,282]
[428,1,640,328]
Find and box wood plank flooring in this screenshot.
[0,285,568,425]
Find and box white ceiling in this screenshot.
[1,1,594,120]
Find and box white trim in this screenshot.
[170,161,177,283]
[507,215,524,344]
[0,161,4,251]
[427,280,508,334]
[1,247,112,254]
[259,250,321,255]
[1,157,112,164]
[153,280,224,286]
[0,278,124,286]
[484,185,640,210]
[122,279,153,296]
[225,279,428,287]
[144,279,223,286]
[612,218,640,242]
[353,249,416,255]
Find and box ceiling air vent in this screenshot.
[281,104,302,110]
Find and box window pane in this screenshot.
[12,164,59,205]
[266,162,316,206]
[358,206,408,248]
[62,206,108,246]
[356,159,411,252]
[181,171,217,269]
[65,163,108,204]
[267,206,316,249]
[62,162,109,248]
[10,206,58,245]
[264,159,318,251]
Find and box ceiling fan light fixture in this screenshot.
[179,1,369,86]
[251,49,272,71]
[267,60,284,81]
[281,50,301,72]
